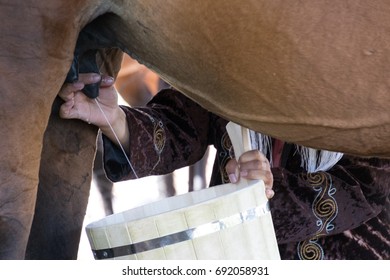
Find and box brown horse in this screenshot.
[1,1,389,260]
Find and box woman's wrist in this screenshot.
[100,107,130,152]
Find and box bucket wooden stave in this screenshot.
[86,122,280,260]
[86,180,279,260]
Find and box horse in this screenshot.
[1,0,389,259]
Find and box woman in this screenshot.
[59,73,390,259]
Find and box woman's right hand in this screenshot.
[58,73,130,149]
[58,73,118,126]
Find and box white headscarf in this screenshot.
[249,131,344,173]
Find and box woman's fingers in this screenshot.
[59,97,74,117]
[58,74,115,101]
[77,73,101,85]
[77,73,114,87]
[100,75,115,87]
[238,149,268,164]
[225,158,240,183]
[58,81,83,101]
[226,150,274,199]
[265,188,275,199]
[239,158,273,180]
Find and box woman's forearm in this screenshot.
[99,107,130,152]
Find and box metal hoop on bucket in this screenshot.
[86,122,280,260]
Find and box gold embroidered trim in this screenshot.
[219,132,232,184]
[133,109,166,172]
[297,172,338,260]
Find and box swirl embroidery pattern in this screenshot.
[133,108,166,172]
[152,120,165,170]
[219,132,232,184]
[297,172,338,260]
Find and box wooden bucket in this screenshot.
[85,123,280,259]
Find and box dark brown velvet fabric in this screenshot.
[270,150,390,259]
[103,89,390,260]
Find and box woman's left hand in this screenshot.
[225,150,274,199]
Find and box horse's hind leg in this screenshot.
[25,98,98,259]
[0,141,41,259]
[0,98,51,259]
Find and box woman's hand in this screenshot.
[58,73,130,149]
[58,73,119,126]
[225,150,274,199]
